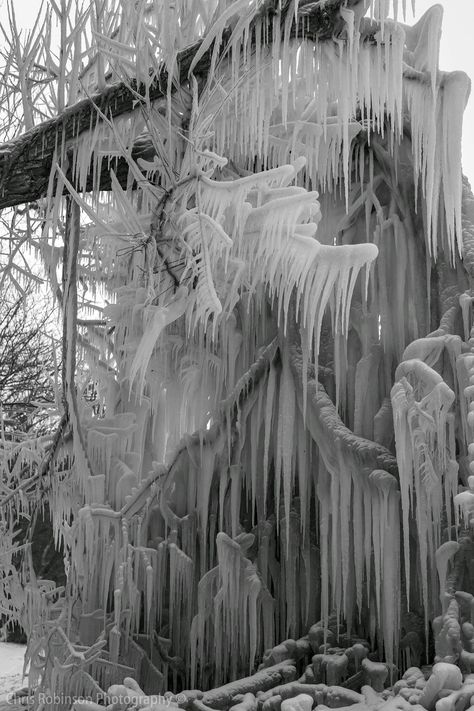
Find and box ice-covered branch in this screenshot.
[199,662,297,709]
[288,341,398,477]
[0,0,362,210]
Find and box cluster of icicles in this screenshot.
[1,0,472,704]
[49,1,470,264]
[21,293,474,698]
[28,334,473,703]
[197,3,469,261]
[43,153,382,690]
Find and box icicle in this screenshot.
[276,348,296,542]
[263,361,276,517]
[316,459,330,636]
[250,381,264,524]
[229,463,241,539]
[296,414,309,537]
[440,70,471,261]
[205,532,267,684]
[198,436,223,575]
[330,461,341,623]
[129,286,188,396]
[351,472,364,618]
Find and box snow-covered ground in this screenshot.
[0,643,27,701]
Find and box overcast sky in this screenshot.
[1,0,473,183]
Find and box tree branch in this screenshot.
[288,341,399,478]
[0,0,363,210]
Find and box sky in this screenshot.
[0,0,473,182]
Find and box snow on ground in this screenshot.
[0,643,27,702]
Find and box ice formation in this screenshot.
[0,0,472,709]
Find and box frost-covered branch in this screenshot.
[199,661,297,709]
[288,341,398,477]
[0,0,363,210]
[0,413,68,508]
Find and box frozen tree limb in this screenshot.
[0,412,68,507]
[288,342,398,477]
[199,662,298,709]
[0,0,366,210]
